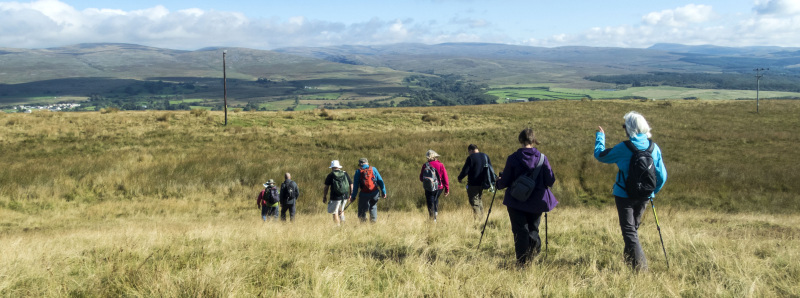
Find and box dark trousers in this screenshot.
[357,191,380,222]
[281,204,296,222]
[615,196,649,270]
[467,185,484,218]
[507,207,543,266]
[424,189,442,219]
[262,205,278,221]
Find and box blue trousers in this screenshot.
[357,191,380,222]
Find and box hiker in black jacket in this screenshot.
[280,173,300,222]
[458,144,496,220]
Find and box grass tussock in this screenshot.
[99,107,120,114]
[190,108,209,117]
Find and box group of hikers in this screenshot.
[256,111,667,270]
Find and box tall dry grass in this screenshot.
[1,100,799,295]
[1,100,798,214]
[1,204,797,296]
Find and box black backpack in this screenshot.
[281,181,296,201]
[421,162,439,192]
[618,140,657,200]
[482,154,497,189]
[267,187,280,204]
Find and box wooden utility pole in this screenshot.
[754,68,767,114]
[223,50,228,125]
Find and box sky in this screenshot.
[1,0,800,50]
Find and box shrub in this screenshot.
[319,109,330,118]
[190,108,209,117]
[99,107,120,114]
[421,114,440,123]
[156,112,173,122]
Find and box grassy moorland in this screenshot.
[1,100,799,296]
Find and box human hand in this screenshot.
[444,192,450,197]
[597,126,604,134]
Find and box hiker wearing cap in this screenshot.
[280,173,300,222]
[458,144,497,220]
[256,179,280,222]
[595,111,667,271]
[323,160,352,226]
[495,128,558,267]
[419,149,449,222]
[350,158,387,223]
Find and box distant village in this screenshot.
[14,103,82,113]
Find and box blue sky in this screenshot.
[2,0,799,50]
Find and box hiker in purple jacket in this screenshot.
[496,128,558,266]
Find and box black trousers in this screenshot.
[424,189,442,219]
[280,203,296,222]
[507,207,542,266]
[615,196,649,270]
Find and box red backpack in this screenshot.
[359,167,378,193]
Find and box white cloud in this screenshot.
[3,0,800,50]
[642,4,714,27]
[525,2,800,48]
[754,0,800,15]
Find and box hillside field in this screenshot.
[489,86,800,101]
[1,100,798,296]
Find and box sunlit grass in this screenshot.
[1,100,799,295]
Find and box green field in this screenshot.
[299,92,341,100]
[488,87,586,101]
[169,98,205,104]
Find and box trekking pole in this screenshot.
[650,197,669,269]
[477,186,498,250]
[544,212,548,260]
[343,198,354,211]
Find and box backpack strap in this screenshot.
[522,153,546,180]
[623,140,639,153]
[616,140,654,190]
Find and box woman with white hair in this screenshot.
[594,111,668,271]
[419,149,450,222]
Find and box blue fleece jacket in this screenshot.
[350,164,387,199]
[594,132,667,199]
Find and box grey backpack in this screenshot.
[508,154,546,202]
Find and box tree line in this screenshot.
[398,74,498,107]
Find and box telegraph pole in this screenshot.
[223,50,228,125]
[754,68,768,114]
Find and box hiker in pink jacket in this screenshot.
[419,149,450,222]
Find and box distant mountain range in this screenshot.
[2,42,799,106]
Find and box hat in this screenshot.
[263,179,274,188]
[426,149,440,160]
[329,160,342,168]
[358,158,368,164]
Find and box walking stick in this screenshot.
[343,198,354,211]
[544,212,548,259]
[477,187,498,250]
[650,197,670,269]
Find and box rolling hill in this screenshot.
[2,42,800,109]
